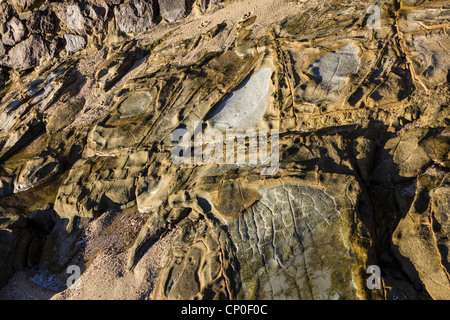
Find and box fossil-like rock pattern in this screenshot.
[227,184,354,299]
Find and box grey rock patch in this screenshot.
[65,5,84,31]
[309,43,360,92]
[114,0,158,34]
[56,3,108,35]
[117,91,153,119]
[207,67,273,129]
[64,34,86,55]
[158,0,194,23]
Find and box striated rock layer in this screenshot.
[0,0,449,300]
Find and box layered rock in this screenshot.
[0,0,448,301]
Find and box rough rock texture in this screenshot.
[2,35,50,70]
[64,34,86,55]
[10,0,40,13]
[158,0,194,23]
[26,9,57,35]
[0,0,448,301]
[114,0,158,34]
[2,17,26,46]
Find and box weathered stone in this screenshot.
[55,3,108,35]
[1,17,26,46]
[392,173,450,300]
[309,43,360,92]
[10,0,40,12]
[158,0,194,23]
[0,0,449,301]
[200,0,223,12]
[26,9,57,34]
[13,157,62,193]
[1,34,50,70]
[0,176,13,197]
[27,207,58,235]
[0,42,5,58]
[0,2,14,23]
[65,4,85,31]
[64,34,86,55]
[0,212,34,288]
[152,215,236,300]
[114,0,158,34]
[211,180,260,220]
[372,128,434,183]
[116,91,153,119]
[207,67,273,129]
[38,218,83,274]
[225,181,359,299]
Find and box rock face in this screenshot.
[10,0,40,13]
[2,17,25,46]
[158,0,194,23]
[64,34,86,55]
[226,183,355,299]
[0,0,449,301]
[207,67,273,128]
[2,35,50,70]
[114,0,158,33]
[309,43,360,92]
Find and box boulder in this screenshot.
[114,0,158,33]
[158,0,195,23]
[55,3,108,35]
[65,4,85,31]
[1,34,50,70]
[1,17,26,46]
[0,2,14,24]
[64,34,86,55]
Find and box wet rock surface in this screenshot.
[0,0,448,300]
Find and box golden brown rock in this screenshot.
[0,0,448,301]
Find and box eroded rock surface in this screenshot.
[207,67,273,128]
[0,0,448,301]
[227,184,355,299]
